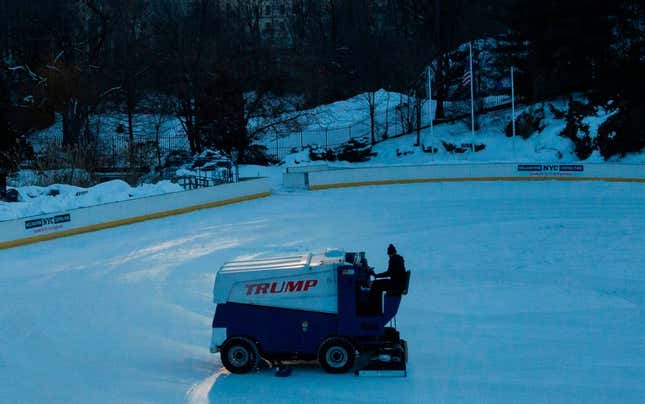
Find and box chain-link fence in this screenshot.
[96,133,190,169]
[260,95,512,160]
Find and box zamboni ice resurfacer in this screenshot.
[209,249,410,376]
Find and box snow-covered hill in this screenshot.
[275,94,644,167]
[26,88,645,172]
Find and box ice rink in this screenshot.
[1,181,644,403]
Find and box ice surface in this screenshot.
[1,181,644,403]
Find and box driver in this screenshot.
[369,244,406,314]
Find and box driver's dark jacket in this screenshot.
[373,254,406,291]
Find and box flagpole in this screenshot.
[427,66,434,153]
[511,65,516,158]
[469,41,475,153]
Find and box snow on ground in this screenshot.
[0,180,183,221]
[0,164,279,222]
[27,89,644,168]
[258,89,514,157]
[1,181,644,403]
[282,98,645,167]
[251,89,442,133]
[0,165,287,222]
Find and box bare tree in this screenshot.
[40,0,113,152]
[0,67,17,196]
[152,0,218,154]
[364,91,377,144]
[105,0,153,168]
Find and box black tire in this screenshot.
[318,337,356,374]
[220,337,259,374]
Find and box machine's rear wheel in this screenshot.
[220,337,259,374]
[318,337,356,374]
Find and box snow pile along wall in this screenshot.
[0,178,271,249]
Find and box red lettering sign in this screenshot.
[245,279,319,295]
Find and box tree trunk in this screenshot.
[368,91,376,145]
[62,98,89,147]
[433,0,446,120]
[415,93,422,146]
[127,83,136,168]
[435,92,445,120]
[0,172,6,198]
[127,110,135,168]
[434,55,447,120]
[154,115,163,169]
[181,94,200,155]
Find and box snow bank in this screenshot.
[0,180,183,221]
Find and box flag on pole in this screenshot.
[468,41,475,151]
[462,69,472,87]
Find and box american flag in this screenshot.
[462,69,472,87]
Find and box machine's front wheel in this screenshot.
[318,337,356,374]
[220,337,259,374]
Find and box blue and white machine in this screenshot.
[210,249,410,376]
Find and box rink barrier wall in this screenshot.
[283,165,330,188]
[305,163,645,190]
[0,178,271,250]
